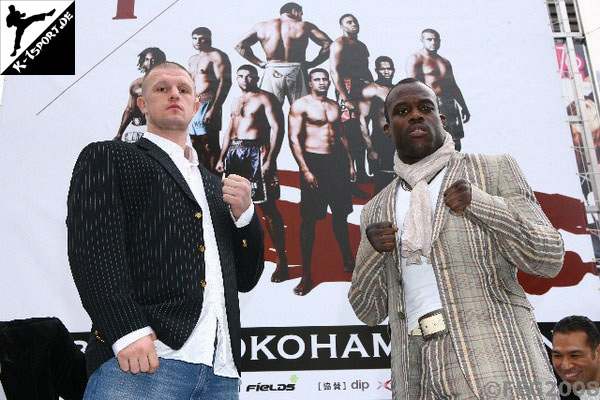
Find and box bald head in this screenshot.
[384,78,437,122]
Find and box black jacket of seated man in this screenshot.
[0,317,87,400]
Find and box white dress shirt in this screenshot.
[395,168,446,332]
[111,132,254,378]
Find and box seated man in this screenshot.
[552,315,600,399]
[0,317,87,400]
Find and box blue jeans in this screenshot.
[83,358,239,399]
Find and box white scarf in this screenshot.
[393,131,456,265]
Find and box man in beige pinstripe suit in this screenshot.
[349,78,564,399]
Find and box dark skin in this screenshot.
[366,81,471,252]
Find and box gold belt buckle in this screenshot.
[417,310,447,340]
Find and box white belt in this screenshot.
[409,310,447,340]
[265,62,303,68]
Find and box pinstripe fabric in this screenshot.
[349,153,564,399]
[408,333,477,399]
[67,138,264,376]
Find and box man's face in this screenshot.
[137,67,196,133]
[192,33,211,50]
[376,61,395,81]
[384,82,446,164]
[141,52,155,72]
[421,32,441,52]
[291,7,303,21]
[340,16,359,35]
[237,69,258,91]
[553,331,600,386]
[308,72,330,95]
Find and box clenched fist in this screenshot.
[366,222,398,253]
[222,174,252,219]
[117,333,159,374]
[443,179,472,212]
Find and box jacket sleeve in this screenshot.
[231,210,264,292]
[67,142,148,345]
[348,205,391,326]
[465,154,564,278]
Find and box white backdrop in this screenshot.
[1,1,599,398]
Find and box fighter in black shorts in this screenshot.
[217,65,288,282]
[289,68,356,296]
[300,152,352,221]
[223,139,280,204]
[330,13,373,192]
[359,56,396,194]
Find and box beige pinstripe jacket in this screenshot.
[349,153,564,399]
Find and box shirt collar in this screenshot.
[143,132,198,166]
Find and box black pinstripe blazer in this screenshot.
[67,137,264,376]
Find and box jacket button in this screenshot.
[194,212,202,219]
[242,239,247,248]
[93,330,105,343]
[198,245,205,252]
[200,280,206,288]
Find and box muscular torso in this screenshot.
[256,19,310,62]
[334,37,372,80]
[300,97,341,154]
[129,76,145,122]
[413,52,452,96]
[129,77,143,98]
[230,92,270,141]
[189,50,221,99]
[363,82,390,131]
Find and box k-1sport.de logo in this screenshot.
[0,1,74,75]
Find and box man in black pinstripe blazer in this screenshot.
[67,61,264,399]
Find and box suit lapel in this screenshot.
[198,164,231,268]
[431,152,466,243]
[198,165,223,221]
[382,178,400,264]
[382,177,399,222]
[136,137,199,206]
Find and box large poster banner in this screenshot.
[578,0,600,102]
[1,1,599,398]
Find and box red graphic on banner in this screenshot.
[262,170,596,294]
[377,380,392,391]
[534,192,587,234]
[113,0,136,20]
[518,192,597,294]
[519,251,597,295]
[555,44,589,79]
[258,171,365,290]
